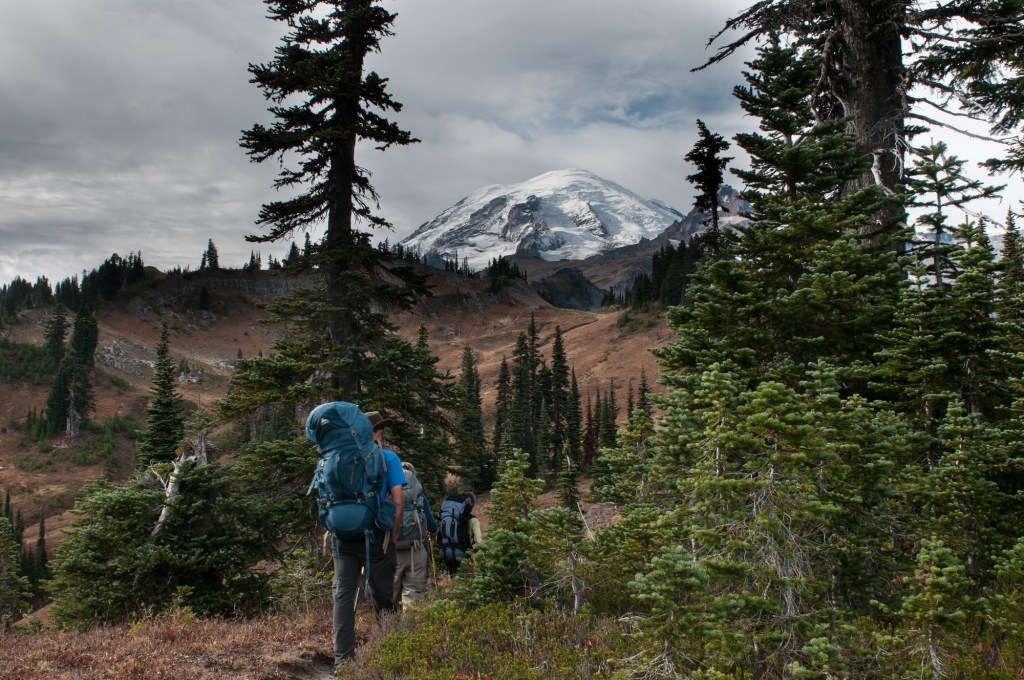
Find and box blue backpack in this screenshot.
[439,494,474,568]
[305,402,396,542]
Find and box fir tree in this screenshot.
[458,447,544,605]
[566,369,583,468]
[510,332,539,474]
[905,142,1003,288]
[34,515,47,584]
[47,469,278,627]
[590,407,654,504]
[658,37,901,390]
[137,323,184,467]
[225,2,451,516]
[0,517,30,630]
[636,366,653,419]
[66,308,98,433]
[548,326,570,470]
[42,305,68,370]
[239,0,421,397]
[998,211,1024,323]
[685,119,733,255]
[491,357,513,464]
[456,346,491,491]
[43,357,69,436]
[204,239,219,269]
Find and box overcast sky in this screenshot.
[0,0,760,285]
[1,1,1016,287]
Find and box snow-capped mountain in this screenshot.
[400,169,685,270]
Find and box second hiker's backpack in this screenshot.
[396,465,427,546]
[305,401,396,541]
[439,494,473,554]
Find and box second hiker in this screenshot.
[391,461,438,607]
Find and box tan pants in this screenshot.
[392,541,429,606]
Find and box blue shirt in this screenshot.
[380,447,405,502]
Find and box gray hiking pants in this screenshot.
[392,541,429,606]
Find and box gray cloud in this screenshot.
[1,0,756,285]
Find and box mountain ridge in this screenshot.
[401,168,685,271]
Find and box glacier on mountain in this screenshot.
[400,168,684,270]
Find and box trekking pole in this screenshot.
[354,567,363,612]
[427,535,439,588]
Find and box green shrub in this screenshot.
[47,466,279,628]
[108,375,132,392]
[355,600,647,679]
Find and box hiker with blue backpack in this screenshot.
[438,491,483,576]
[391,460,438,607]
[305,403,405,668]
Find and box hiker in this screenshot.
[438,491,482,576]
[391,461,439,607]
[321,407,404,667]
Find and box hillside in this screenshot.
[0,264,670,569]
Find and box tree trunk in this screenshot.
[151,436,208,539]
[325,3,372,399]
[834,0,909,233]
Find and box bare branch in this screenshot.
[906,112,1012,143]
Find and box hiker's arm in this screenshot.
[423,497,438,535]
[469,517,482,547]
[390,484,403,544]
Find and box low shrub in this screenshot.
[353,599,648,679]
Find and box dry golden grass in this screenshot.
[0,605,340,680]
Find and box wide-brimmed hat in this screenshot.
[365,410,391,431]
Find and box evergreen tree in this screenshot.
[204,239,220,270]
[998,211,1024,323]
[34,515,47,585]
[590,407,654,504]
[224,2,450,525]
[597,379,618,448]
[66,308,98,433]
[510,332,539,474]
[47,469,278,627]
[905,142,1003,288]
[357,325,455,493]
[239,0,421,398]
[457,448,544,605]
[42,306,67,370]
[924,400,1022,583]
[897,537,973,677]
[701,0,1023,234]
[137,323,184,467]
[456,346,491,491]
[0,517,30,630]
[582,396,597,467]
[44,356,71,436]
[658,37,901,391]
[284,241,301,267]
[685,119,733,254]
[636,366,653,419]
[491,357,513,465]
[548,326,570,470]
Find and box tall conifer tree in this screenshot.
[685,119,733,255]
[0,517,30,630]
[235,0,424,399]
[137,323,183,467]
[42,306,67,370]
